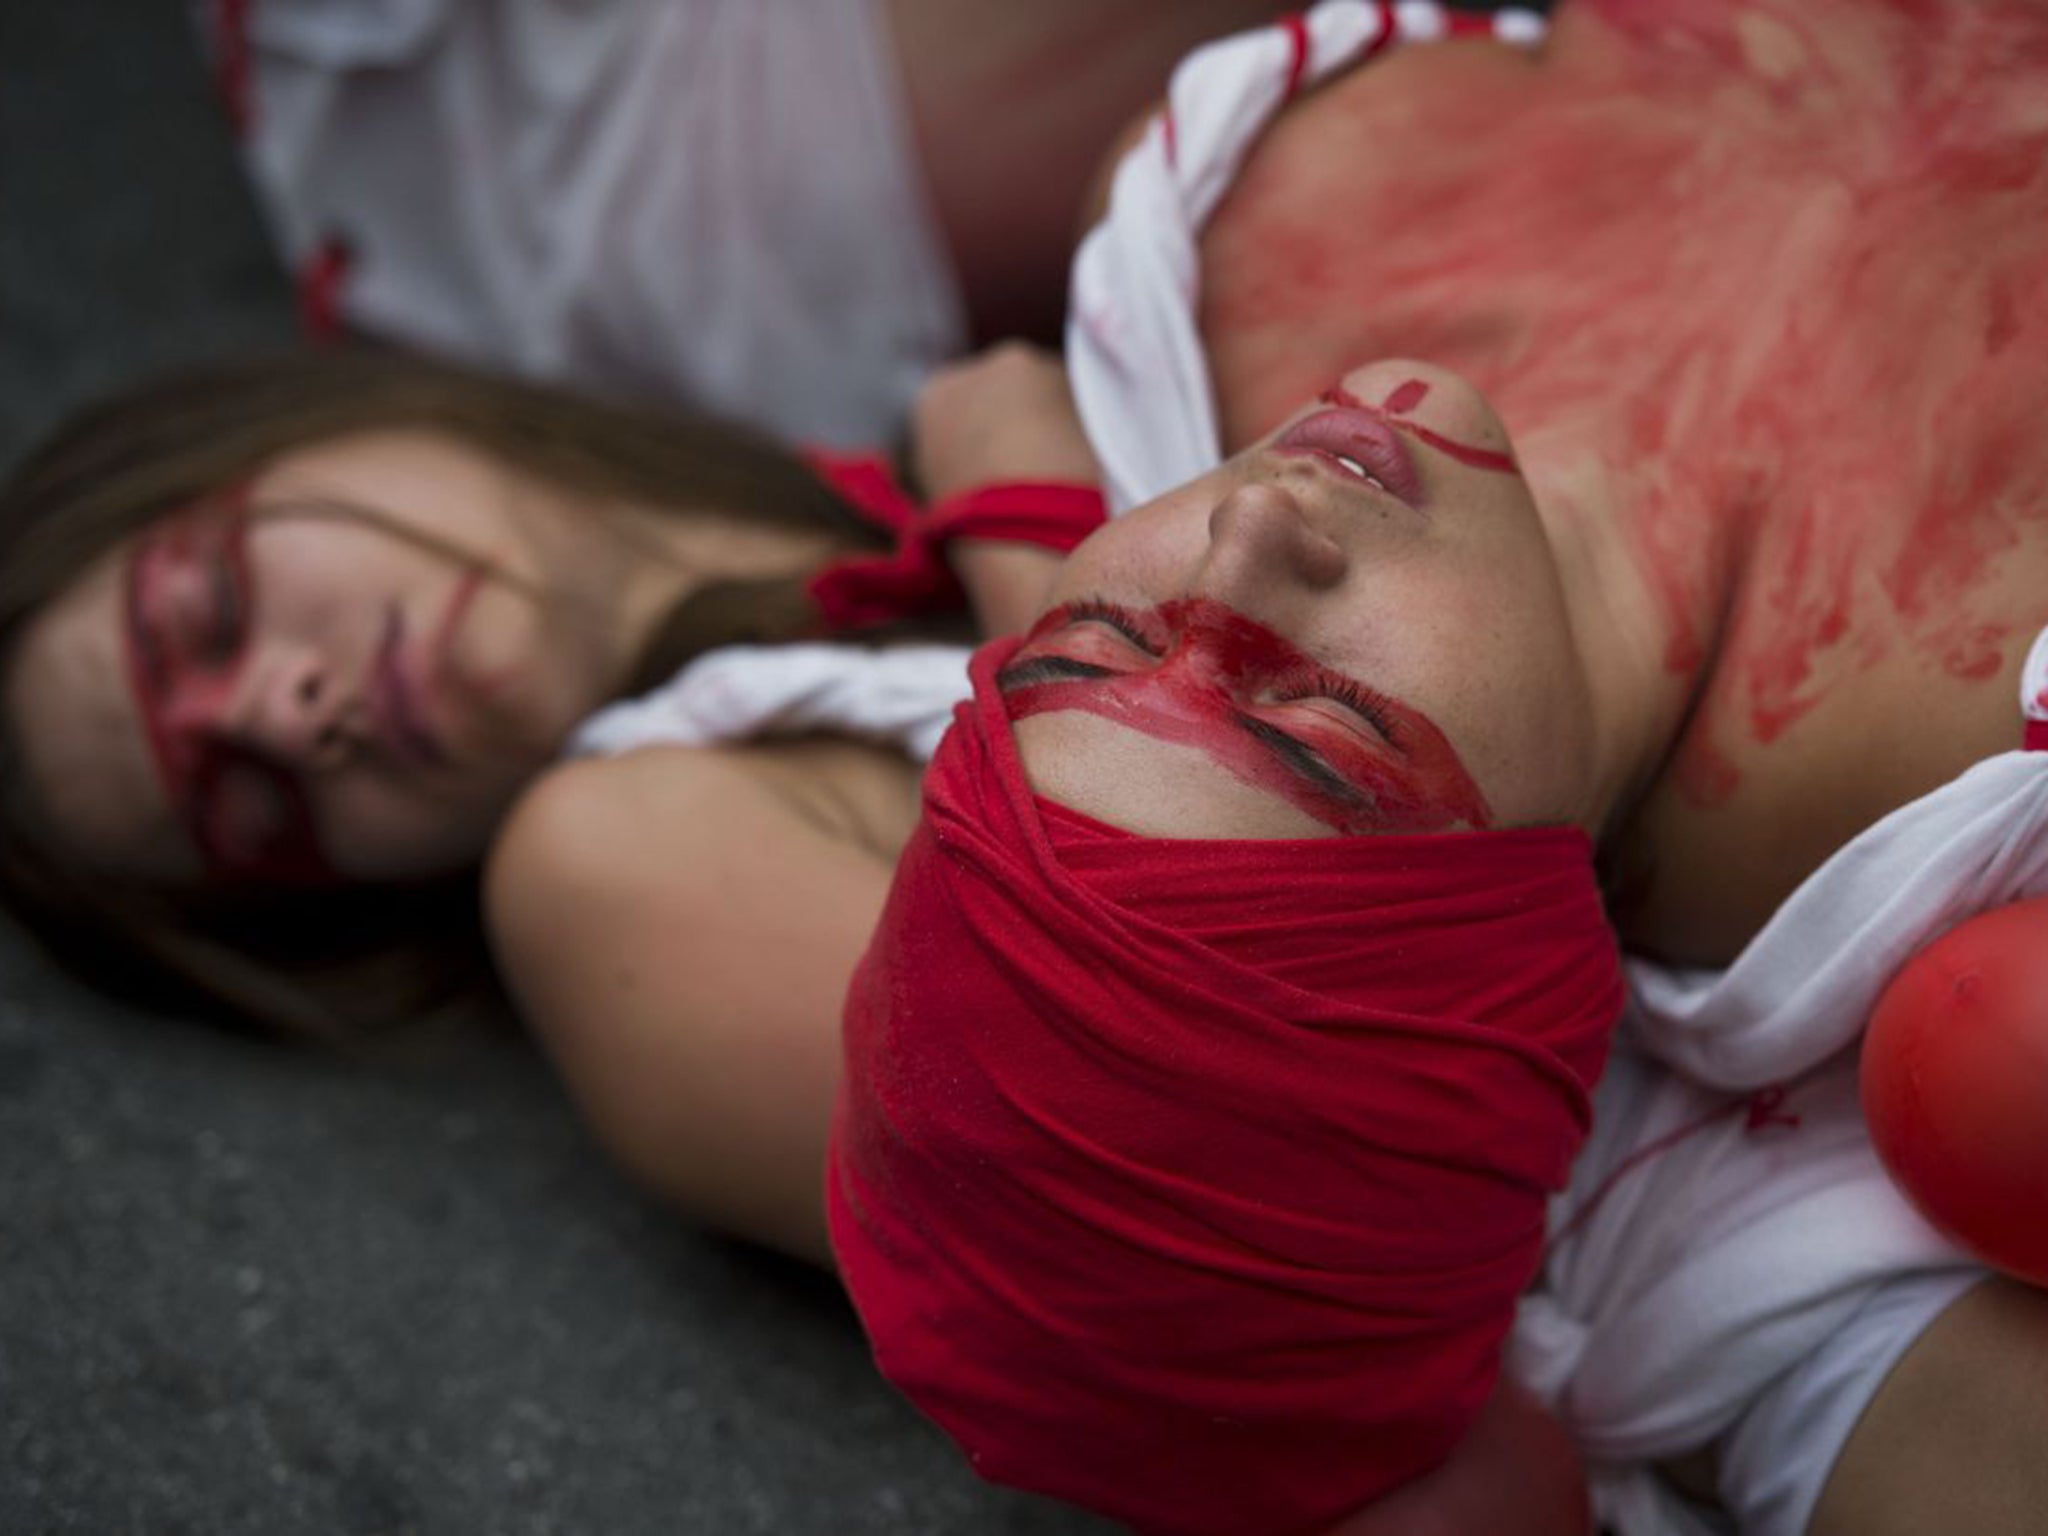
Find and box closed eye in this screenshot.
[1266,666,1405,752]
[1232,713,1371,807]
[1062,598,1162,655]
[995,654,1116,692]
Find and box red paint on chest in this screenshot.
[1005,597,1492,835]
[1200,0,2048,805]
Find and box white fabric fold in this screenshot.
[569,643,971,766]
[207,0,964,444]
[1627,750,2048,1088]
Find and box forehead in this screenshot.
[4,538,197,882]
[251,428,526,541]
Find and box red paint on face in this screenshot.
[1320,387,1519,476]
[1382,378,1431,415]
[1003,597,1492,834]
[123,494,335,884]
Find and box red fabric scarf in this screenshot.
[829,640,1623,1536]
[803,451,1106,630]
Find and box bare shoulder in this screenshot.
[481,739,920,1257]
[488,738,921,897]
[482,737,921,1031]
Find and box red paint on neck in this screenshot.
[1005,597,1492,834]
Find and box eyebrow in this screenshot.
[997,651,1370,808]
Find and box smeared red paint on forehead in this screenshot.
[1003,597,1491,834]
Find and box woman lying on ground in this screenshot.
[0,342,1101,1039]
[0,337,1574,1536]
[10,0,2048,1532]
[494,2,2048,1533]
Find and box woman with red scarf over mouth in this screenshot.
[829,356,1626,1536]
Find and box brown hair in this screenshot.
[0,345,900,1042]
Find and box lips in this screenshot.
[372,608,446,766]
[1274,408,1426,509]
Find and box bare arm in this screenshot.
[909,340,1103,636]
[1810,1277,2048,1535]
[483,740,918,1266]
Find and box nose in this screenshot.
[170,646,356,769]
[1194,482,1349,604]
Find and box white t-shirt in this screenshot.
[214,0,966,445]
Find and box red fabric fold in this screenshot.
[828,639,1623,1536]
[803,454,1105,631]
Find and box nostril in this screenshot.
[298,675,323,706]
[1209,483,1347,589]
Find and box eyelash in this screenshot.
[1065,597,1159,652]
[1270,673,1400,745]
[1065,597,1398,741]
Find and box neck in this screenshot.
[1530,433,1732,846]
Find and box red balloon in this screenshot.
[1862,896,2048,1288]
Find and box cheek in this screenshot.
[1056,515,1201,608]
[1447,660,1591,828]
[449,585,612,754]
[1343,589,1584,822]
[1066,479,1225,571]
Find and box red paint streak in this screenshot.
[1943,626,2009,682]
[1198,0,2048,808]
[124,494,334,884]
[1398,421,1519,475]
[1004,597,1491,833]
[1321,386,1519,475]
[1670,729,1739,810]
[296,236,353,346]
[1382,378,1431,414]
[428,568,485,682]
[1446,10,1505,40]
[1280,13,1313,103]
